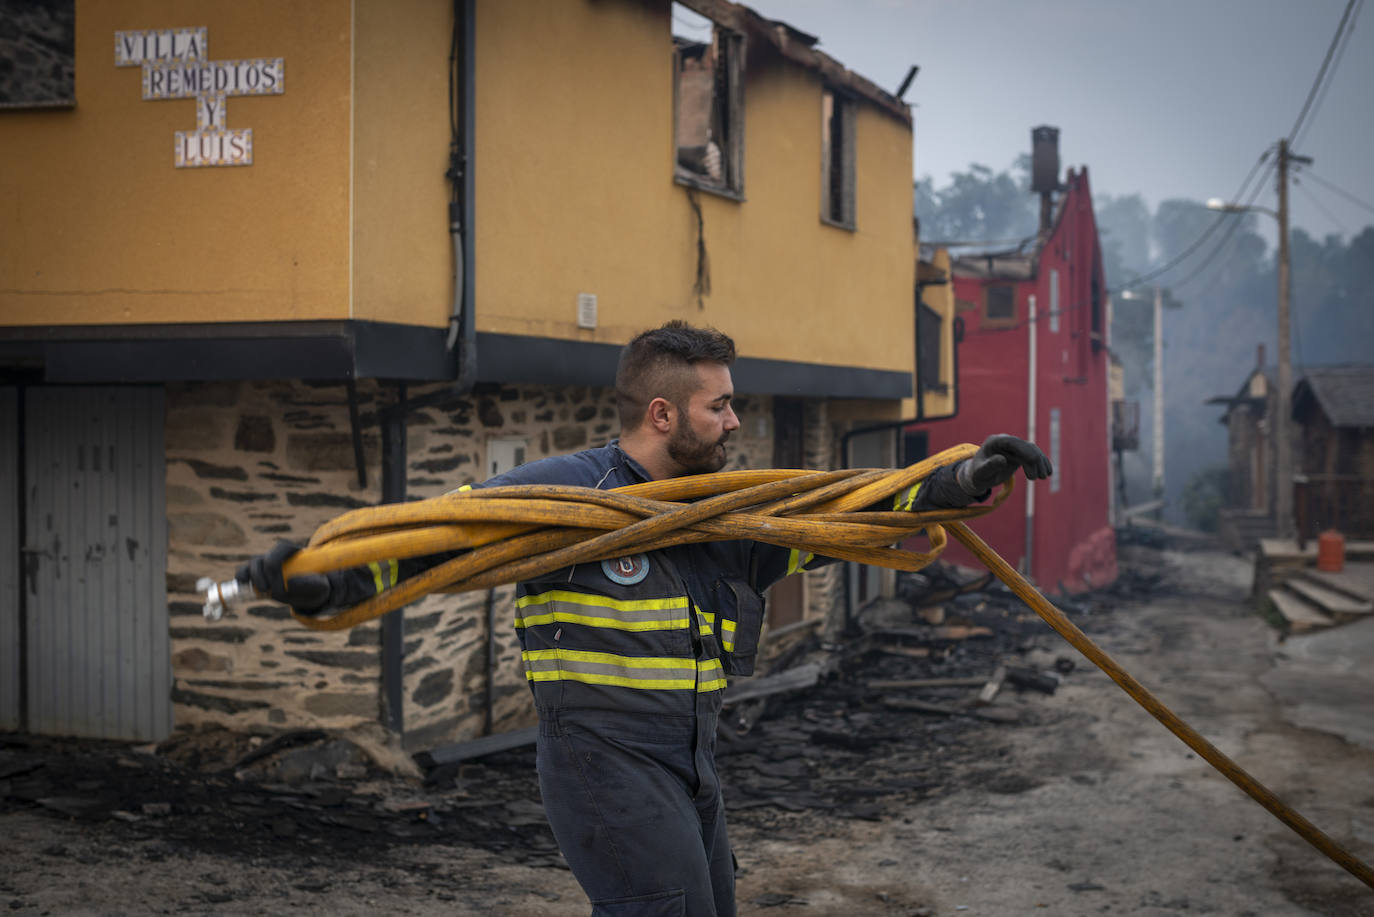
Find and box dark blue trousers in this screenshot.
[536,699,734,917]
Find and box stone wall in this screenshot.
[164,378,783,749]
[165,379,387,732]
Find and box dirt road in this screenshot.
[3,539,1372,915]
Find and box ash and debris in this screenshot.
[0,531,1198,872]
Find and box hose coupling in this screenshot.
[197,576,258,621]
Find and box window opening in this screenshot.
[1049,269,1060,333]
[821,88,855,227]
[917,302,945,395]
[1049,408,1062,493]
[672,3,743,195]
[984,284,1016,325]
[901,430,929,466]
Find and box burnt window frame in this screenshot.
[820,86,856,230]
[916,301,946,396]
[671,11,746,200]
[983,283,1017,328]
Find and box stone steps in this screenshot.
[1296,566,1374,605]
[1288,573,1374,617]
[1267,587,1334,634]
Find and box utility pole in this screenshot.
[1152,284,1164,519]
[1275,139,1293,540]
[1274,138,1312,541]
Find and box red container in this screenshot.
[1317,530,1345,573]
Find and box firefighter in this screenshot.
[241,320,1051,916]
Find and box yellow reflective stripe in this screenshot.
[367,559,400,594]
[522,648,697,690]
[524,669,697,689]
[517,591,687,613]
[514,591,690,632]
[697,658,726,693]
[524,648,690,668]
[720,617,737,652]
[518,651,726,692]
[458,484,473,491]
[695,605,715,636]
[893,482,922,511]
[786,549,815,575]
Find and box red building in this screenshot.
[910,164,1116,593]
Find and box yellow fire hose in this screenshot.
[212,443,1373,890]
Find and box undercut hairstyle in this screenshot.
[615,321,736,432]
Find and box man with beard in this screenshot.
[241,320,1051,916]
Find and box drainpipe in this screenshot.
[1025,293,1038,577]
[380,383,407,735]
[446,0,477,393]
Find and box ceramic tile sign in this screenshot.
[115,28,284,168]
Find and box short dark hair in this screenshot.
[615,321,736,432]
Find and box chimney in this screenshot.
[1257,343,1266,370]
[1031,126,1060,193]
[1031,126,1060,234]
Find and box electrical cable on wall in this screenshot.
[686,187,711,308]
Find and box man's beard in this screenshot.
[668,422,729,474]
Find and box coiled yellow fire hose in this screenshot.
[214,443,1373,890]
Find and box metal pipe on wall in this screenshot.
[379,0,478,741]
[1025,293,1037,575]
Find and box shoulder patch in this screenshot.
[601,553,651,586]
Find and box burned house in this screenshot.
[2,0,929,748]
[1291,365,1374,542]
[902,132,1117,596]
[1210,355,1374,548]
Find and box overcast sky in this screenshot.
[743,0,1373,246]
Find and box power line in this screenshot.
[1171,160,1276,292]
[1288,0,1361,144]
[1293,175,1352,236]
[1114,147,1272,292]
[1294,0,1363,150]
[1121,0,1361,295]
[1301,168,1374,217]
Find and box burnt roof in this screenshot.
[945,169,1085,281]
[677,0,911,125]
[1294,365,1374,428]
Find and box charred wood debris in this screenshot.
[1,555,1168,867]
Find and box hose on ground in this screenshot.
[260,443,1372,890]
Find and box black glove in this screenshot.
[956,434,1053,497]
[236,541,332,614]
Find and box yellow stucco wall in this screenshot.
[473,0,916,374]
[0,0,353,326]
[351,0,452,328]
[3,0,915,380]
